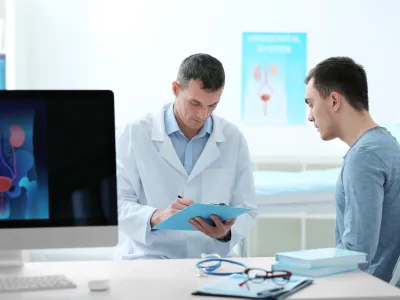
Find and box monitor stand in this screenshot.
[0,250,24,269]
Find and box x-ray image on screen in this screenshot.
[0,100,49,220]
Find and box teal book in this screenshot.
[275,248,367,269]
[152,203,252,231]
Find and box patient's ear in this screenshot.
[331,92,342,112]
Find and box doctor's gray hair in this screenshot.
[177,53,225,92]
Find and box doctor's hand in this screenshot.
[150,197,194,227]
[189,215,236,240]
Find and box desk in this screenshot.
[1,257,400,299]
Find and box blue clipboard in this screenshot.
[152,203,252,231]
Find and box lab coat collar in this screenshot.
[151,103,225,181]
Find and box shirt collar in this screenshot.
[164,103,213,138]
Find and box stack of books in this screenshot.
[271,248,367,278]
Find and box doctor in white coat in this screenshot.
[114,53,258,260]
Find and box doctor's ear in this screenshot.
[172,81,180,96]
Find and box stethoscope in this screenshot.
[195,256,248,277]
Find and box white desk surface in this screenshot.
[1,257,400,299]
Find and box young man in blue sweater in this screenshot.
[304,56,400,283]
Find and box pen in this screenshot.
[256,286,284,296]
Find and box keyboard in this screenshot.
[0,274,77,293]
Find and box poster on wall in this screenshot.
[241,32,307,125]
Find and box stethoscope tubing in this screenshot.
[196,258,248,276]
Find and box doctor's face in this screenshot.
[172,79,223,131]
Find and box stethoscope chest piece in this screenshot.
[196,267,208,277]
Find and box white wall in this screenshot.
[8,0,400,159]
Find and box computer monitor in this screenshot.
[0,90,118,267]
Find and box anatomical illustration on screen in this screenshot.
[0,104,49,220]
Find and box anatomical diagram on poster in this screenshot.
[241,32,307,125]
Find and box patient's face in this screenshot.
[306,79,338,141]
[172,79,222,133]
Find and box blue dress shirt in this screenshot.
[164,104,213,175]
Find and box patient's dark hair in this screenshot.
[177,53,225,92]
[305,56,369,111]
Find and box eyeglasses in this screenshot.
[239,268,292,290]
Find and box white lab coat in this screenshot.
[113,103,258,260]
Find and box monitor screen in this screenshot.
[0,90,117,229]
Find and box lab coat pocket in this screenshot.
[201,169,235,204]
